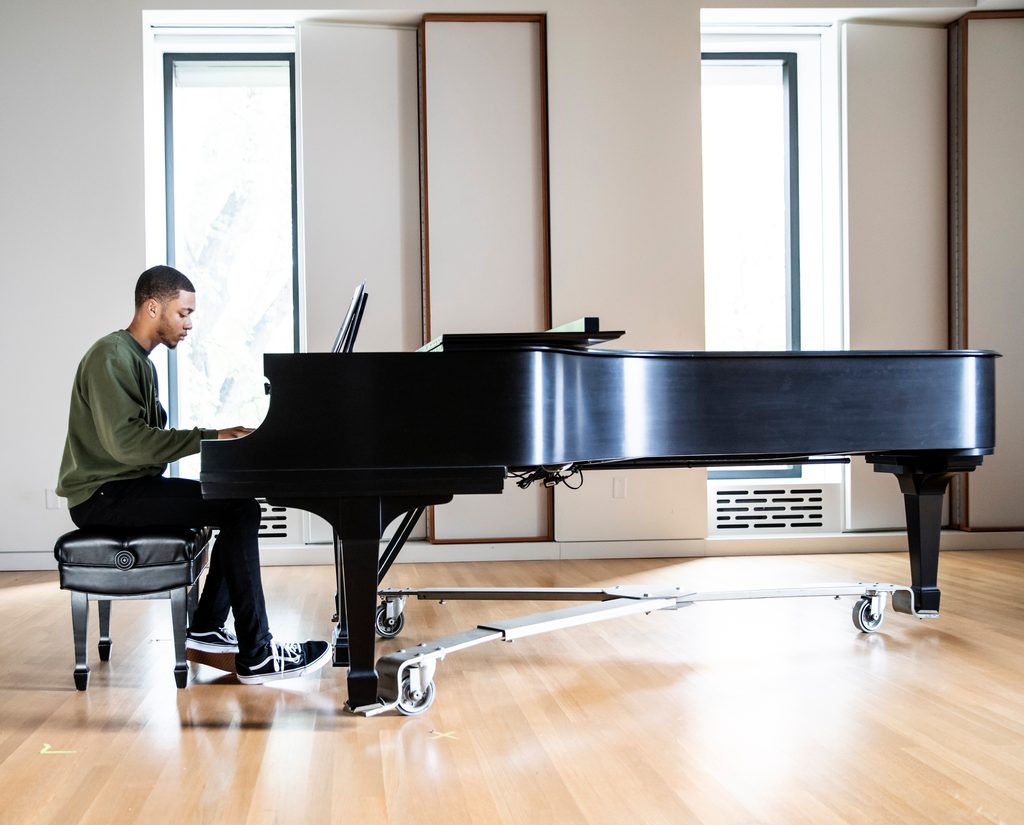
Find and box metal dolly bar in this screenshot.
[355,581,930,716]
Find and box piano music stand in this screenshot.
[331,280,368,354]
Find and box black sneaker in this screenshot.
[186,626,239,653]
[186,626,239,672]
[236,640,332,685]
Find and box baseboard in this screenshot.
[0,552,58,571]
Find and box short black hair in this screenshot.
[135,265,195,309]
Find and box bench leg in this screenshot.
[71,592,89,691]
[97,600,112,661]
[170,587,189,689]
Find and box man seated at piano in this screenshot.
[56,265,331,684]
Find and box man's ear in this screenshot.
[147,298,159,317]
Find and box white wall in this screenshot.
[1,0,150,566]
[842,22,950,530]
[298,22,423,355]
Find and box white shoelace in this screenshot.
[270,641,303,673]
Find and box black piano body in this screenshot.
[201,343,997,710]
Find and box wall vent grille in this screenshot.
[258,499,298,545]
[708,483,840,534]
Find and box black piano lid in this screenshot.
[199,343,996,505]
[416,344,999,361]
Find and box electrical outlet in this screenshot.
[612,477,627,499]
[45,489,66,510]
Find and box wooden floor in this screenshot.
[2,549,1023,824]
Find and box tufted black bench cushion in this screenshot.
[54,526,212,690]
[55,527,211,596]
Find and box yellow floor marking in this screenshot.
[40,744,77,755]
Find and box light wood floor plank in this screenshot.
[1,549,1023,824]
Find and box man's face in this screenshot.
[155,290,196,349]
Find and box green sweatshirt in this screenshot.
[56,330,218,507]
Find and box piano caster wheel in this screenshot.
[375,604,405,639]
[397,676,435,716]
[852,597,884,633]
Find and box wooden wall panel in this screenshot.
[420,15,553,542]
[948,12,1024,530]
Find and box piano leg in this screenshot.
[897,473,950,613]
[336,499,385,710]
[332,505,424,661]
[265,495,382,706]
[268,493,451,712]
[869,454,983,614]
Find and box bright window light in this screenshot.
[165,56,296,478]
[702,58,793,352]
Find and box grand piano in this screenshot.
[201,323,996,714]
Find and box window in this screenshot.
[702,30,840,352]
[160,53,298,478]
[702,53,800,352]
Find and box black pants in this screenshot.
[70,475,271,658]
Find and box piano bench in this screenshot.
[53,527,211,691]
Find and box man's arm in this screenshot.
[89,356,215,465]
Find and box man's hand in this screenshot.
[217,426,255,440]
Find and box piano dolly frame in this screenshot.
[265,455,981,716]
[354,580,930,716]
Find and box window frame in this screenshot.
[701,51,802,352]
[161,51,300,432]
